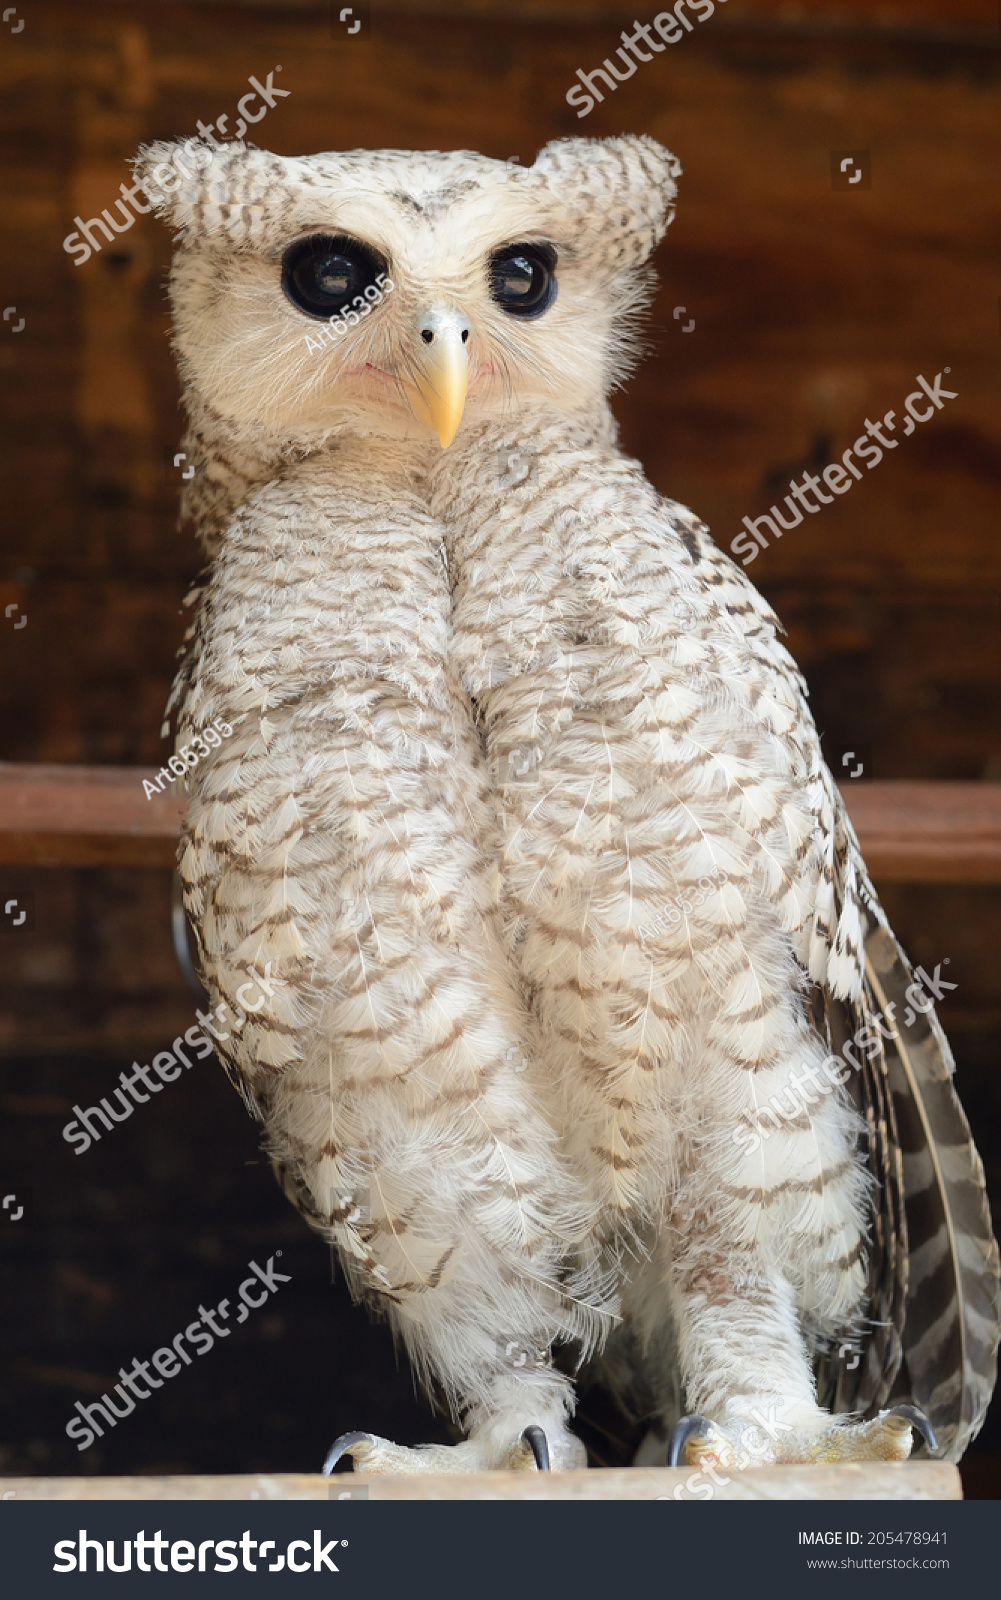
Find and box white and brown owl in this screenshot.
[136,132,998,1476]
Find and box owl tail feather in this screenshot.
[863,918,999,1461]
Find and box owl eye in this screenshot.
[281,233,389,321]
[488,242,557,319]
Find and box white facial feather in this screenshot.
[134,136,680,441]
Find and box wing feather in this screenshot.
[811,790,998,1459]
[863,916,999,1459]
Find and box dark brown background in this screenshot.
[1,0,998,1491]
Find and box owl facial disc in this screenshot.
[406,305,470,449]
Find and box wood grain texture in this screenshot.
[153,1,1000,28]
[0,0,997,1485]
[0,762,183,865]
[0,1461,962,1499]
[845,782,1001,881]
[1,1,998,776]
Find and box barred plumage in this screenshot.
[139,129,998,1474]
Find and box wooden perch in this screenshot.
[0,763,185,868]
[0,764,1000,881]
[0,1462,962,1501]
[842,782,1001,882]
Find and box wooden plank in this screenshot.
[844,781,1001,882]
[0,762,182,867]
[176,0,996,28]
[0,1462,962,1500]
[1,765,1000,880]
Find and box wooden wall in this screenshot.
[1,0,999,773]
[0,0,999,1490]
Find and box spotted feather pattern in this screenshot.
[146,130,997,1464]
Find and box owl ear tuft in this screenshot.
[134,139,275,243]
[532,135,681,267]
[132,139,218,232]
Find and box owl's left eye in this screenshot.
[488,242,557,319]
[281,233,388,321]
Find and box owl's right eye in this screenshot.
[281,233,389,321]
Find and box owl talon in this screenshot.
[319,1426,577,1475]
[668,1414,714,1467]
[322,1430,376,1475]
[664,1403,940,1471]
[885,1405,938,1455]
[521,1424,551,1471]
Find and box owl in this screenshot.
[136,132,999,1477]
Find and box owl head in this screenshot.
[135,135,680,452]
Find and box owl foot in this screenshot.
[521,1424,551,1470]
[668,1404,937,1470]
[323,1423,566,1476]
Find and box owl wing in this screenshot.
[672,507,998,1460]
[815,823,1000,1461]
[811,958,908,1433]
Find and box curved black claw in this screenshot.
[668,1414,714,1469]
[521,1425,551,1472]
[322,1430,374,1476]
[887,1405,939,1456]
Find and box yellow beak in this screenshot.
[406,309,470,450]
